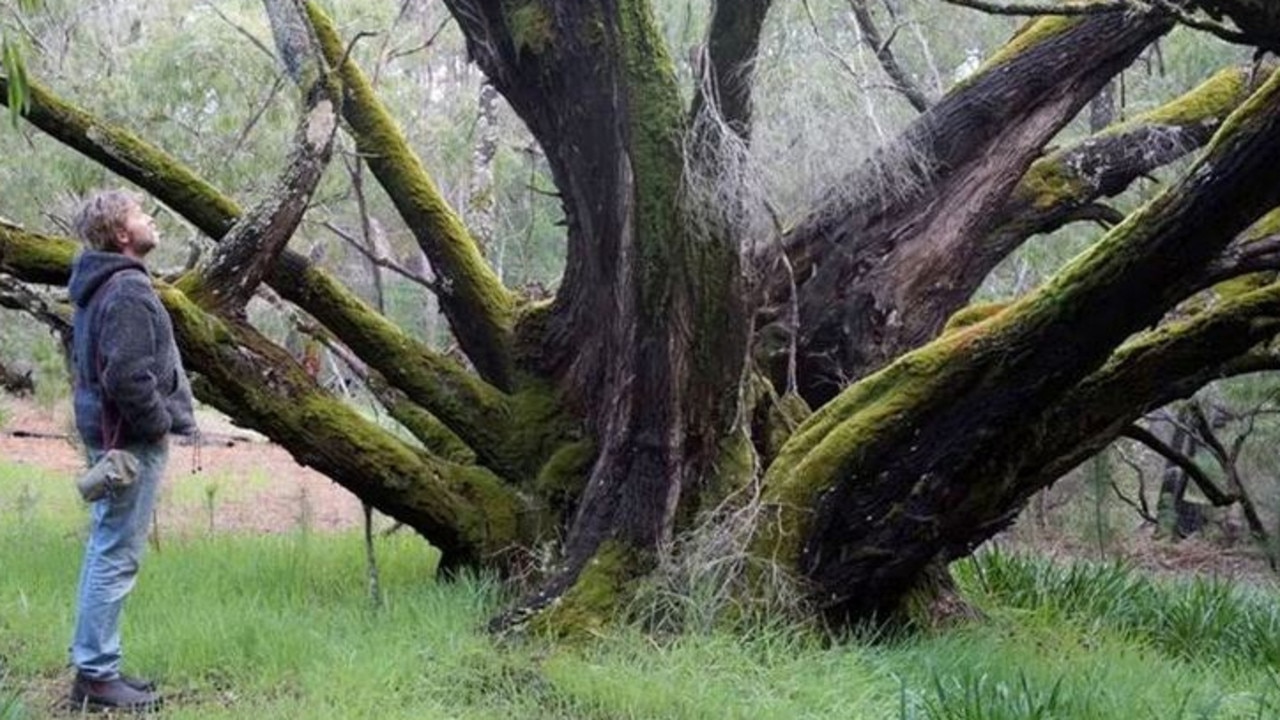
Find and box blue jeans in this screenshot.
[70,438,168,680]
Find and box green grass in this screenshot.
[2,460,1279,718]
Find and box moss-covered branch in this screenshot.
[0,75,553,478]
[159,282,539,569]
[305,3,517,390]
[753,67,1280,621]
[0,219,75,285]
[1,220,540,566]
[0,75,240,237]
[939,278,1280,554]
[994,65,1261,248]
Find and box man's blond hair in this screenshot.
[72,190,138,252]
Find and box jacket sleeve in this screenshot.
[99,292,172,441]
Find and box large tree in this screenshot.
[3,0,1280,631]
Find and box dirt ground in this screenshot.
[0,397,367,535]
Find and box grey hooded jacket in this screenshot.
[69,250,196,448]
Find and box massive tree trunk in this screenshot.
[4,1,1280,632]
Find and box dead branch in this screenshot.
[848,0,931,112]
[320,220,439,294]
[197,0,337,312]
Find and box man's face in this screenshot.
[115,202,158,258]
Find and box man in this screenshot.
[66,189,196,712]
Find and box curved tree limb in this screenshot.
[305,2,517,391]
[0,224,541,569]
[194,84,337,312]
[770,10,1172,404]
[1119,424,1234,506]
[191,0,339,313]
[995,65,1262,249]
[254,284,476,464]
[163,284,539,571]
[953,282,1280,560]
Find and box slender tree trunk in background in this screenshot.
[1090,80,1117,132]
[1156,407,1197,539]
[469,82,500,269]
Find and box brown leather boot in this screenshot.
[69,674,162,713]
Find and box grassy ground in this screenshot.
[2,459,1279,719]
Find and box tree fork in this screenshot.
[962,278,1280,554]
[990,64,1264,262]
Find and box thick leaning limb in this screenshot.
[193,0,339,312]
[193,89,337,311]
[771,10,1172,402]
[304,2,517,390]
[995,65,1263,249]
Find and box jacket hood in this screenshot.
[69,251,146,308]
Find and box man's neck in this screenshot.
[120,247,147,264]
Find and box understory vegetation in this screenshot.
[1,458,1277,720]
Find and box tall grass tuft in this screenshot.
[913,673,1065,720]
[958,547,1280,668]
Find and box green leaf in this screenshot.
[2,37,31,128]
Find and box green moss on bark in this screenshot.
[963,16,1083,88]
[751,329,979,570]
[0,223,76,285]
[306,2,516,388]
[159,284,538,564]
[534,439,596,508]
[943,302,1009,334]
[506,1,554,55]
[530,541,639,638]
[617,0,688,320]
